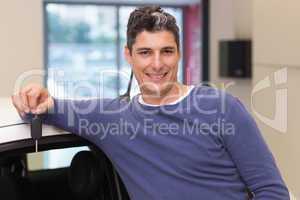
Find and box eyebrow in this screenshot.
[135,46,176,52]
[161,46,176,51]
[136,48,152,52]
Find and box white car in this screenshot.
[0,98,130,200]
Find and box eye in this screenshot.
[138,51,151,56]
[163,49,174,55]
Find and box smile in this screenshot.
[145,72,168,81]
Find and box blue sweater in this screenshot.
[42,86,289,200]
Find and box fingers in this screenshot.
[31,88,52,114]
[12,84,50,115]
[34,97,54,114]
[19,86,32,113]
[27,89,41,111]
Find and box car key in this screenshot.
[30,115,42,152]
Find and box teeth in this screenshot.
[145,72,167,81]
[150,74,164,79]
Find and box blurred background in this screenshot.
[0,0,299,197]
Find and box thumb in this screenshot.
[33,97,54,114]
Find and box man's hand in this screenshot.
[11,84,54,117]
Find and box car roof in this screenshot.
[0,97,70,144]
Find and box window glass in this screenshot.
[47,4,118,98]
[27,146,89,171]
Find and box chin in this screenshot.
[142,82,173,97]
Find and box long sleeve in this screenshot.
[25,97,125,144]
[220,94,290,199]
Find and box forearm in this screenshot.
[221,94,290,199]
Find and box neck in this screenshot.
[141,83,189,105]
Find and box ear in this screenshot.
[124,46,133,65]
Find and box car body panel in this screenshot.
[0,97,70,144]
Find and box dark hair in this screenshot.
[126,6,180,53]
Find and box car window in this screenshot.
[27,146,89,171]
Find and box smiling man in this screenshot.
[126,31,182,102]
[124,9,187,105]
[12,6,289,200]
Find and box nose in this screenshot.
[152,52,163,71]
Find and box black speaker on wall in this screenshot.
[219,40,252,78]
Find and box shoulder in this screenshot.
[190,85,244,116]
[190,85,225,109]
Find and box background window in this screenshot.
[46,4,118,98]
[46,4,183,98]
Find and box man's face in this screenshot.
[125,30,180,97]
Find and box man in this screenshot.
[12,6,289,200]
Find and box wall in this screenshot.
[253,0,300,196]
[0,0,44,171]
[0,0,43,97]
[210,0,252,109]
[210,0,299,196]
